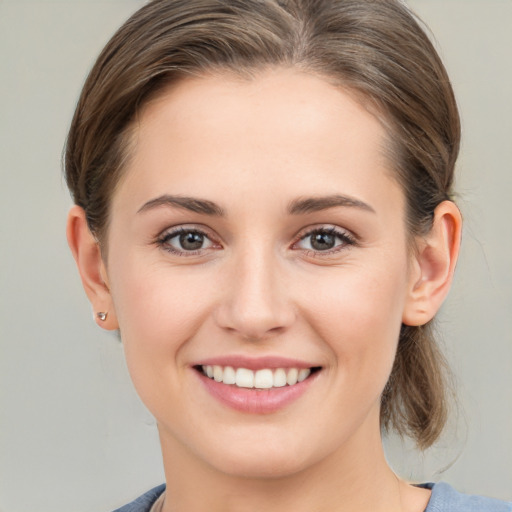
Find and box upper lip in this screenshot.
[192,355,321,371]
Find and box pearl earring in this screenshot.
[97,312,108,322]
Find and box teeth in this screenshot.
[254,369,273,389]
[223,366,236,385]
[286,368,298,386]
[201,365,314,389]
[236,368,254,388]
[298,368,311,382]
[213,365,223,382]
[273,368,287,388]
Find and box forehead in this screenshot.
[135,68,388,160]
[116,68,403,218]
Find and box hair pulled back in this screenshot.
[65,0,460,449]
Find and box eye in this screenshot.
[294,227,356,254]
[156,227,217,255]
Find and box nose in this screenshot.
[213,246,296,341]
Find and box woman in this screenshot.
[64,1,511,511]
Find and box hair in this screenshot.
[65,0,460,450]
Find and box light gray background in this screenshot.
[0,1,511,511]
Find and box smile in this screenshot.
[194,361,321,414]
[200,365,314,389]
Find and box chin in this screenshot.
[196,432,322,480]
[215,452,311,480]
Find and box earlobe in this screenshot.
[402,201,462,326]
[66,205,119,330]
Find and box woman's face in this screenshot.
[104,69,416,477]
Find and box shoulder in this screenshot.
[111,484,166,512]
[422,482,512,512]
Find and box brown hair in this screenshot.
[65,0,460,449]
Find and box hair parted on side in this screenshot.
[65,0,460,450]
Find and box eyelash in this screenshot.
[156,227,217,256]
[155,225,357,257]
[292,226,357,256]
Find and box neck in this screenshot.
[158,412,413,512]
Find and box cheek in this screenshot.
[111,252,209,334]
[107,255,216,391]
[302,261,408,385]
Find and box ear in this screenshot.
[66,205,119,330]
[402,201,462,326]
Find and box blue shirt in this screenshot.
[419,482,511,511]
[112,482,512,512]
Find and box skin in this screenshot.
[67,68,461,512]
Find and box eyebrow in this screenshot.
[137,193,374,217]
[287,195,375,215]
[137,195,225,216]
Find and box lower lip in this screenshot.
[195,369,319,414]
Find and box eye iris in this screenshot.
[311,232,335,251]
[179,232,204,250]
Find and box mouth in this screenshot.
[194,365,322,390]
